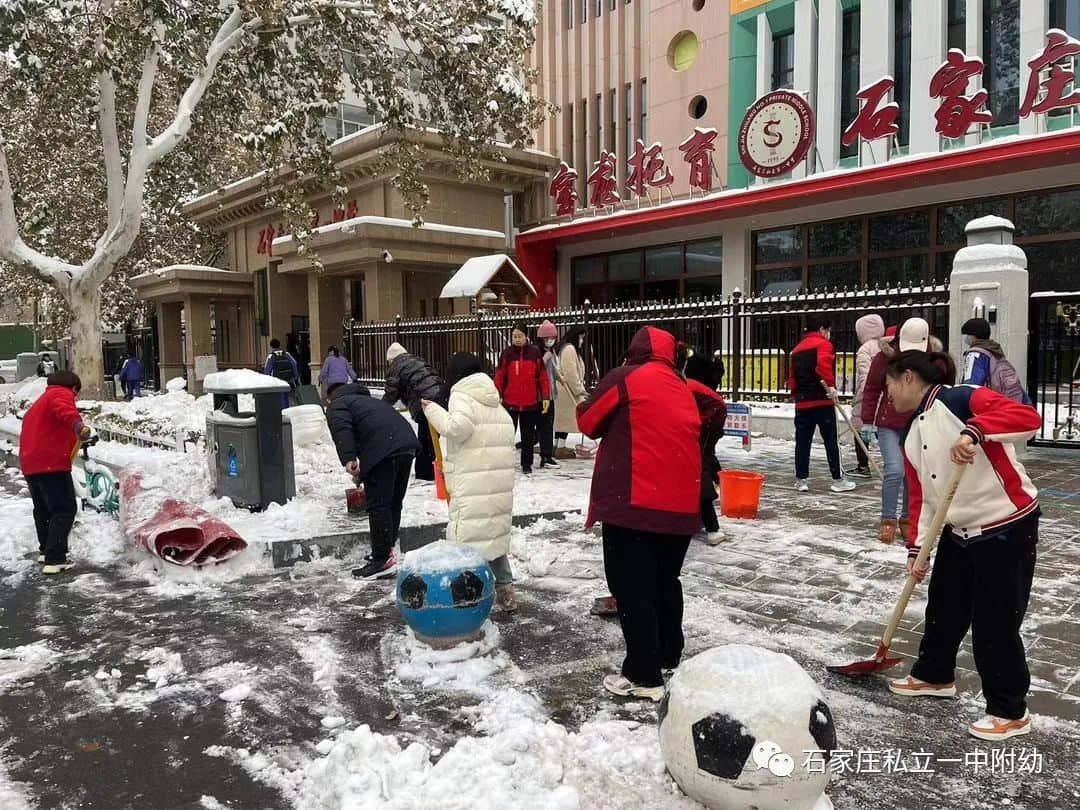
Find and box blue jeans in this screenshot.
[877,427,909,520]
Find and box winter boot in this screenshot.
[495,584,519,613]
[899,517,912,542]
[602,674,664,702]
[878,519,899,544]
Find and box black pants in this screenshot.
[537,402,555,460]
[602,523,692,687]
[510,409,539,471]
[854,435,869,468]
[911,518,1038,720]
[363,454,414,560]
[794,405,842,480]
[701,455,720,533]
[414,412,436,481]
[27,472,77,565]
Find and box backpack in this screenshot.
[270,351,296,384]
[987,355,1032,405]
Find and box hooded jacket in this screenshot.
[962,338,1005,387]
[423,372,516,560]
[786,331,836,410]
[19,384,86,476]
[382,344,444,421]
[577,326,702,535]
[494,343,551,411]
[851,315,886,430]
[860,338,908,430]
[328,384,419,479]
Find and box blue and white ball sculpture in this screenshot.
[396,542,495,647]
[658,645,837,810]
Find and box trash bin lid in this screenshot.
[203,369,290,395]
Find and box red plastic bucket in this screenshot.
[719,470,765,519]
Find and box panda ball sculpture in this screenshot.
[658,645,837,810]
[396,542,495,647]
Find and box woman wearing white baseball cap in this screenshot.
[898,317,931,352]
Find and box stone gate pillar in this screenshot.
[949,217,1029,376]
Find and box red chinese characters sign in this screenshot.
[930,49,992,138]
[626,139,674,198]
[548,162,579,216]
[679,128,719,193]
[255,199,358,255]
[1020,29,1080,117]
[587,151,620,208]
[841,76,899,147]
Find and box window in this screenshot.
[808,262,860,290]
[937,199,1011,245]
[1050,0,1080,35]
[983,0,1021,126]
[596,0,602,17]
[685,239,723,275]
[567,102,574,163]
[771,32,795,90]
[581,0,588,25]
[755,228,802,264]
[640,79,648,144]
[624,83,633,160]
[566,0,573,29]
[947,0,966,51]
[609,89,617,155]
[868,210,929,251]
[894,0,912,146]
[1015,187,1080,236]
[840,10,861,158]
[809,219,860,258]
[571,239,724,305]
[1018,240,1080,292]
[595,93,602,161]
[581,97,588,164]
[669,31,700,72]
[610,0,616,9]
[323,103,380,140]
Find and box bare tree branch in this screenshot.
[99,72,124,229]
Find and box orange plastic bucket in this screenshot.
[719,470,765,519]
[434,462,449,501]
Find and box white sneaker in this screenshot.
[830,479,856,493]
[705,530,727,545]
[42,562,75,575]
[602,674,664,702]
[968,711,1031,741]
[795,479,809,492]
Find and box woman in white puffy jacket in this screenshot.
[422,352,519,612]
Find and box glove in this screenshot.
[859,426,876,446]
[825,386,838,400]
[541,400,550,415]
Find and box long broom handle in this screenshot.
[880,462,967,650]
[826,386,883,480]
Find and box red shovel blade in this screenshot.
[826,642,904,677]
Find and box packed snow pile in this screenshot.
[0,377,46,415]
[203,368,289,393]
[393,623,513,691]
[207,685,684,810]
[165,377,187,392]
[87,388,213,444]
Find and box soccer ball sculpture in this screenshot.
[396,542,495,647]
[658,645,837,810]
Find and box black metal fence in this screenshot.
[345,284,950,401]
[1028,292,1080,446]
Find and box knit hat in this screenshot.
[386,342,408,363]
[537,320,558,339]
[898,317,930,352]
[961,318,992,341]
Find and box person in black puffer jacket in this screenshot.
[328,382,420,580]
[383,343,444,482]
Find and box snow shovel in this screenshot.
[429,422,450,504]
[826,387,882,480]
[827,462,966,677]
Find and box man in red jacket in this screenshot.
[787,318,855,493]
[18,371,91,574]
[494,323,551,474]
[577,326,702,702]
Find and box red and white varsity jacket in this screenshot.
[903,385,1041,557]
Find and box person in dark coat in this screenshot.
[383,342,443,482]
[264,338,301,409]
[684,350,728,545]
[577,326,702,702]
[327,382,420,580]
[119,354,144,400]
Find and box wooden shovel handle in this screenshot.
[880,462,967,649]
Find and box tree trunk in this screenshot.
[65,282,107,400]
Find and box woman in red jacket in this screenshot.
[18,371,91,574]
[577,326,702,701]
[494,323,551,474]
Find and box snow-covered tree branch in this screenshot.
[0,0,547,395]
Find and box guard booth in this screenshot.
[203,369,296,510]
[439,254,537,315]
